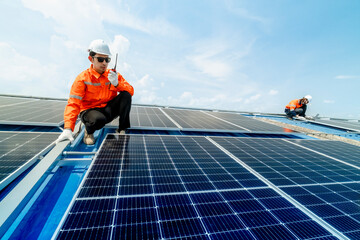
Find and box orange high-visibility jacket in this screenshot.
[285,99,303,111]
[64,65,134,131]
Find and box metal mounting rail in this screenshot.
[0,122,82,237]
[0,141,68,233]
[62,151,97,155]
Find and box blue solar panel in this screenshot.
[162,108,248,130]
[0,97,66,125]
[211,137,360,186]
[206,111,289,132]
[292,139,360,168]
[0,131,59,190]
[281,183,360,238]
[130,106,178,128]
[53,135,348,239]
[211,137,360,239]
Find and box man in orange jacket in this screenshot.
[56,39,134,145]
[285,95,312,120]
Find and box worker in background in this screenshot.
[56,39,134,145]
[285,95,312,120]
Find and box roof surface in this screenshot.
[0,95,359,240]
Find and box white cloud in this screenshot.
[334,75,360,79]
[22,0,105,43]
[102,2,183,38]
[110,35,130,57]
[22,0,182,44]
[135,90,160,104]
[108,35,131,70]
[185,37,255,82]
[268,89,278,95]
[224,0,270,31]
[165,92,228,108]
[244,94,261,104]
[135,74,152,88]
[0,42,67,97]
[188,50,232,79]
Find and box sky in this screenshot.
[0,0,359,119]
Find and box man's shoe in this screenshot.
[83,129,95,145]
[116,129,126,135]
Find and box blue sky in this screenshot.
[0,0,359,118]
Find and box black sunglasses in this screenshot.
[94,57,111,63]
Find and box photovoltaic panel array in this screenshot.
[54,135,350,239]
[206,111,289,132]
[280,183,360,240]
[0,131,60,190]
[162,108,249,131]
[0,96,37,106]
[130,106,178,128]
[0,96,67,125]
[211,137,360,239]
[109,106,178,128]
[211,138,360,186]
[293,139,360,168]
[315,119,360,132]
[109,106,293,133]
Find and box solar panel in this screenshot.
[0,96,36,106]
[211,137,360,239]
[0,131,60,191]
[0,97,66,125]
[109,106,178,128]
[54,135,346,239]
[280,183,360,239]
[292,139,360,168]
[315,119,360,132]
[162,108,248,131]
[206,111,289,132]
[211,138,360,186]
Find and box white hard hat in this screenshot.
[304,95,312,102]
[88,39,111,56]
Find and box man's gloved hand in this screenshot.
[108,71,118,87]
[55,129,74,144]
[295,116,306,121]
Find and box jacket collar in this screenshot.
[89,64,110,79]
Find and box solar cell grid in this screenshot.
[0,96,37,106]
[162,108,246,130]
[206,111,289,132]
[211,137,360,186]
[292,139,360,168]
[281,183,360,239]
[211,137,360,239]
[0,98,66,124]
[109,106,178,128]
[55,135,340,240]
[316,119,360,132]
[0,131,59,190]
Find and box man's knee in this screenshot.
[82,110,107,129]
[119,91,132,103]
[295,108,304,115]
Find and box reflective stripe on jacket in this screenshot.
[285,99,303,111]
[64,65,134,131]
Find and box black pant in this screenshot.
[80,91,132,134]
[285,104,307,117]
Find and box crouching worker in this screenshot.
[284,95,312,120]
[56,39,134,145]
